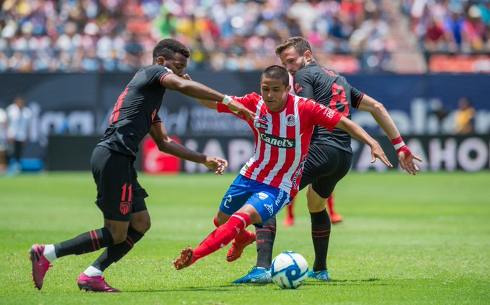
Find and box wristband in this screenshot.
[391,136,406,152]
[222,95,233,105]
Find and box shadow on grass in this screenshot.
[124,279,386,292]
[305,278,387,287]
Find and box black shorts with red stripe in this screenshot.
[90,145,148,221]
[299,143,352,198]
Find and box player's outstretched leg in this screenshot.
[174,212,252,270]
[327,194,343,224]
[29,227,115,290]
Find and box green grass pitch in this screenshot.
[0,172,489,305]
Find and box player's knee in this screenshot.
[109,229,128,244]
[216,211,229,226]
[306,187,327,212]
[132,216,151,233]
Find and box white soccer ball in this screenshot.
[271,251,309,289]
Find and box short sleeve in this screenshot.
[152,112,162,124]
[293,68,315,98]
[148,65,172,85]
[302,99,342,131]
[350,86,364,108]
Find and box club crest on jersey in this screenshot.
[254,115,269,130]
[286,114,296,126]
[294,83,303,94]
[260,133,295,148]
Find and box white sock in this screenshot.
[83,266,103,277]
[43,244,57,263]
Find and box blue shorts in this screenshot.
[219,175,291,223]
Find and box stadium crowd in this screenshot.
[404,0,490,53]
[0,0,394,72]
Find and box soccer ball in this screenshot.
[271,251,309,289]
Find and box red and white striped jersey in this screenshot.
[217,93,342,197]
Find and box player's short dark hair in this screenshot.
[153,39,190,60]
[262,65,289,87]
[275,36,312,56]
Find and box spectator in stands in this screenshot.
[0,0,397,72]
[6,96,32,174]
[455,97,475,135]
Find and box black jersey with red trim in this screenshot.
[98,65,171,157]
[293,62,364,153]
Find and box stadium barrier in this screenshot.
[1,72,488,171]
[46,134,490,172]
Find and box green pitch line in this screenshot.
[0,172,489,305]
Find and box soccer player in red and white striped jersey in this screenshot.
[173,65,392,271]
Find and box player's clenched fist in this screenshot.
[203,156,228,175]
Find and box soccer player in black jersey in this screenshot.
[235,36,422,283]
[29,39,254,292]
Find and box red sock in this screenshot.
[327,195,335,215]
[193,212,251,262]
[287,200,294,218]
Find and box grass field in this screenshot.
[0,172,489,305]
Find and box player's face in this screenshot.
[163,52,188,77]
[278,46,306,76]
[260,77,290,112]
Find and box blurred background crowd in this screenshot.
[1,0,488,73]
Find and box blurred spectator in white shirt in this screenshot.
[6,96,32,173]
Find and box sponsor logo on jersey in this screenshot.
[286,114,296,126]
[326,108,336,119]
[259,133,295,148]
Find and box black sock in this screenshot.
[311,209,331,271]
[255,216,276,269]
[54,227,113,258]
[92,226,144,272]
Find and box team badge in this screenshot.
[254,114,269,130]
[119,201,131,215]
[258,192,269,200]
[286,114,296,126]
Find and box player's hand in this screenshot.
[203,156,228,175]
[227,99,256,121]
[397,145,422,175]
[369,141,393,168]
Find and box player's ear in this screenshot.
[286,84,291,93]
[304,50,313,63]
[155,56,165,66]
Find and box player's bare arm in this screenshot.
[358,95,422,175]
[161,74,255,120]
[335,116,393,168]
[149,122,227,175]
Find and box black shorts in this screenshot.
[299,144,352,198]
[90,145,148,221]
